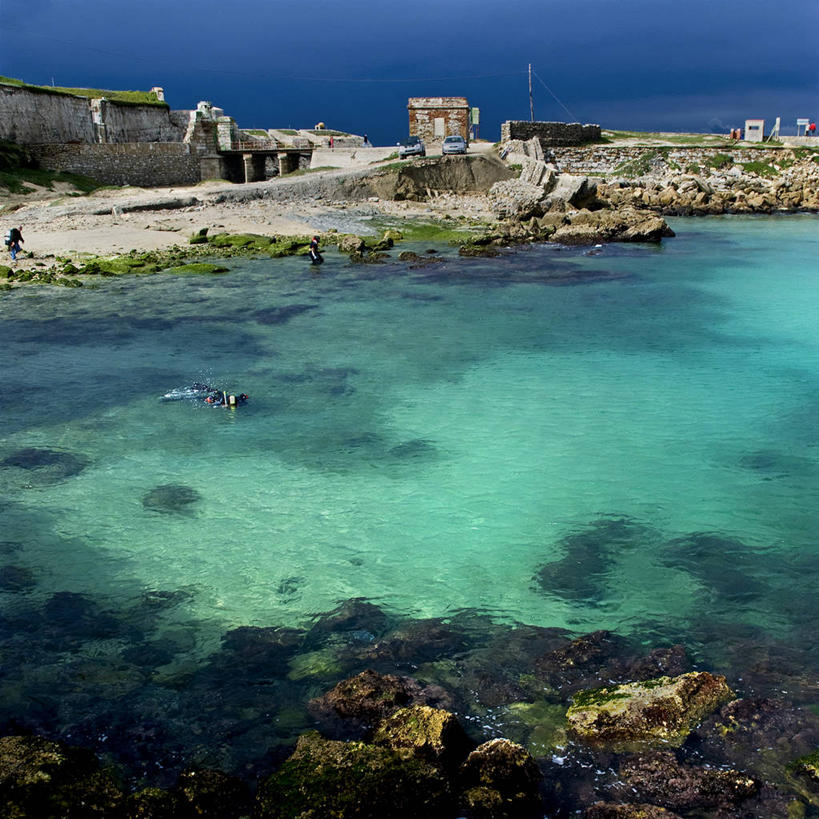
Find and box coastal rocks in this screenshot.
[488,178,545,219]
[162,262,229,275]
[372,704,473,771]
[694,697,819,787]
[459,738,543,819]
[255,730,455,819]
[543,174,598,210]
[550,207,674,244]
[308,668,448,728]
[566,671,735,748]
[173,768,252,818]
[585,803,682,818]
[142,483,201,515]
[613,751,757,812]
[0,735,123,818]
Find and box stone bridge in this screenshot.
[216,140,313,182]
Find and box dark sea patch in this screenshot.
[0,565,36,592]
[1,447,89,484]
[142,483,202,515]
[661,532,767,602]
[253,304,319,325]
[738,448,816,479]
[533,516,655,603]
[388,438,437,460]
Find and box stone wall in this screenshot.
[0,82,184,145]
[93,99,186,143]
[0,84,96,144]
[30,143,201,186]
[551,145,785,176]
[501,121,601,146]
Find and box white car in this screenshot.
[441,135,467,155]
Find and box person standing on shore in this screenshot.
[5,226,23,260]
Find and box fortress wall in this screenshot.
[30,143,201,186]
[97,100,186,143]
[0,83,186,145]
[0,84,96,144]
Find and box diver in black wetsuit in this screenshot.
[309,236,323,266]
[204,390,249,407]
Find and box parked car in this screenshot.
[397,135,426,158]
[441,135,467,155]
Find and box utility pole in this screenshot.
[528,63,534,122]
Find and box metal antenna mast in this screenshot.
[528,63,534,121]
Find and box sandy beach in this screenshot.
[3,161,498,263]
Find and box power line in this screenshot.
[531,69,578,122]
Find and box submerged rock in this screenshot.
[174,768,251,818]
[372,705,473,771]
[255,730,454,819]
[614,750,757,812]
[142,483,201,514]
[0,564,36,592]
[459,738,543,819]
[1,447,89,483]
[696,697,819,788]
[585,803,682,818]
[566,671,735,748]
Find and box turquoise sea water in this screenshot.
[1,214,818,777]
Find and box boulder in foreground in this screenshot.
[566,671,735,748]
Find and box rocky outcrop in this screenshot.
[585,804,682,818]
[459,738,543,819]
[308,668,450,728]
[255,731,455,819]
[553,145,819,214]
[372,704,473,771]
[566,671,735,748]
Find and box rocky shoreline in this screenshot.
[2,597,819,818]
[3,140,817,289]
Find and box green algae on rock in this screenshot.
[161,262,229,275]
[0,735,123,818]
[371,704,472,771]
[255,730,454,819]
[566,671,735,748]
[459,737,543,819]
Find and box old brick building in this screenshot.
[408,97,470,144]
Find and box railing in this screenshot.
[228,140,281,151]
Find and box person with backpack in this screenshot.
[5,227,24,260]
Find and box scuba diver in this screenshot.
[204,390,249,407]
[308,235,324,266]
[161,384,249,407]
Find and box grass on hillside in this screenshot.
[602,130,736,146]
[305,129,351,137]
[0,76,166,106]
[0,140,102,195]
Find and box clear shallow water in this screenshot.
[3,214,819,763]
[2,216,819,650]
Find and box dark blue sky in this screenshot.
[2,0,817,144]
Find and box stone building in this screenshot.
[408,97,470,143]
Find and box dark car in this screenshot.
[441,135,467,155]
[398,135,426,158]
